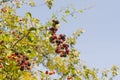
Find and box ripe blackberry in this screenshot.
[63,43,69,48]
[20,67,24,71]
[65,49,69,54]
[62,54,67,57]
[26,57,29,60]
[15,52,19,55]
[49,27,54,31]
[21,60,25,63]
[56,40,60,44]
[28,62,31,66]
[54,20,59,24]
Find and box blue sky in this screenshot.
[51,0,120,68]
[17,0,120,79]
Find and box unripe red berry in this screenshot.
[11,53,15,56]
[63,43,69,48]
[60,54,63,57]
[24,61,29,65]
[7,56,11,58]
[19,19,23,21]
[67,76,72,80]
[54,27,58,32]
[12,57,16,60]
[0,31,2,34]
[1,8,7,13]
[49,71,55,75]
[17,55,21,58]
[22,55,26,58]
[52,20,55,22]
[17,59,20,63]
[0,40,4,45]
[27,66,31,70]
[55,49,61,53]
[11,31,15,35]
[21,64,25,68]
[59,34,63,37]
[0,57,4,60]
[65,49,70,54]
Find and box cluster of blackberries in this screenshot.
[7,52,31,71]
[49,20,70,57]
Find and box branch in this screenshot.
[12,16,34,48]
[12,31,30,48]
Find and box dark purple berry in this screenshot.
[49,27,58,32]
[26,57,29,60]
[56,40,60,44]
[20,67,24,71]
[55,49,60,53]
[21,60,25,63]
[54,20,59,24]
[62,54,67,57]
[61,46,64,49]
[54,27,58,32]
[60,34,65,38]
[28,62,31,66]
[63,44,69,48]
[49,27,54,31]
[65,49,69,54]
[15,52,19,55]
[52,20,55,22]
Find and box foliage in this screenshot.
[0,0,119,80]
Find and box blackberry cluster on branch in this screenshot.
[49,20,70,57]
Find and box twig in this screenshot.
[12,31,30,48]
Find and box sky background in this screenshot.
[17,0,120,79]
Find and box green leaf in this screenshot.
[61,16,67,23]
[47,59,55,70]
[29,0,36,7]
[29,27,36,31]
[79,10,84,13]
[26,12,32,18]
[27,50,31,53]
[46,0,54,9]
[65,10,70,14]
[74,76,82,80]
[38,55,42,62]
[27,36,32,42]
[59,77,63,80]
